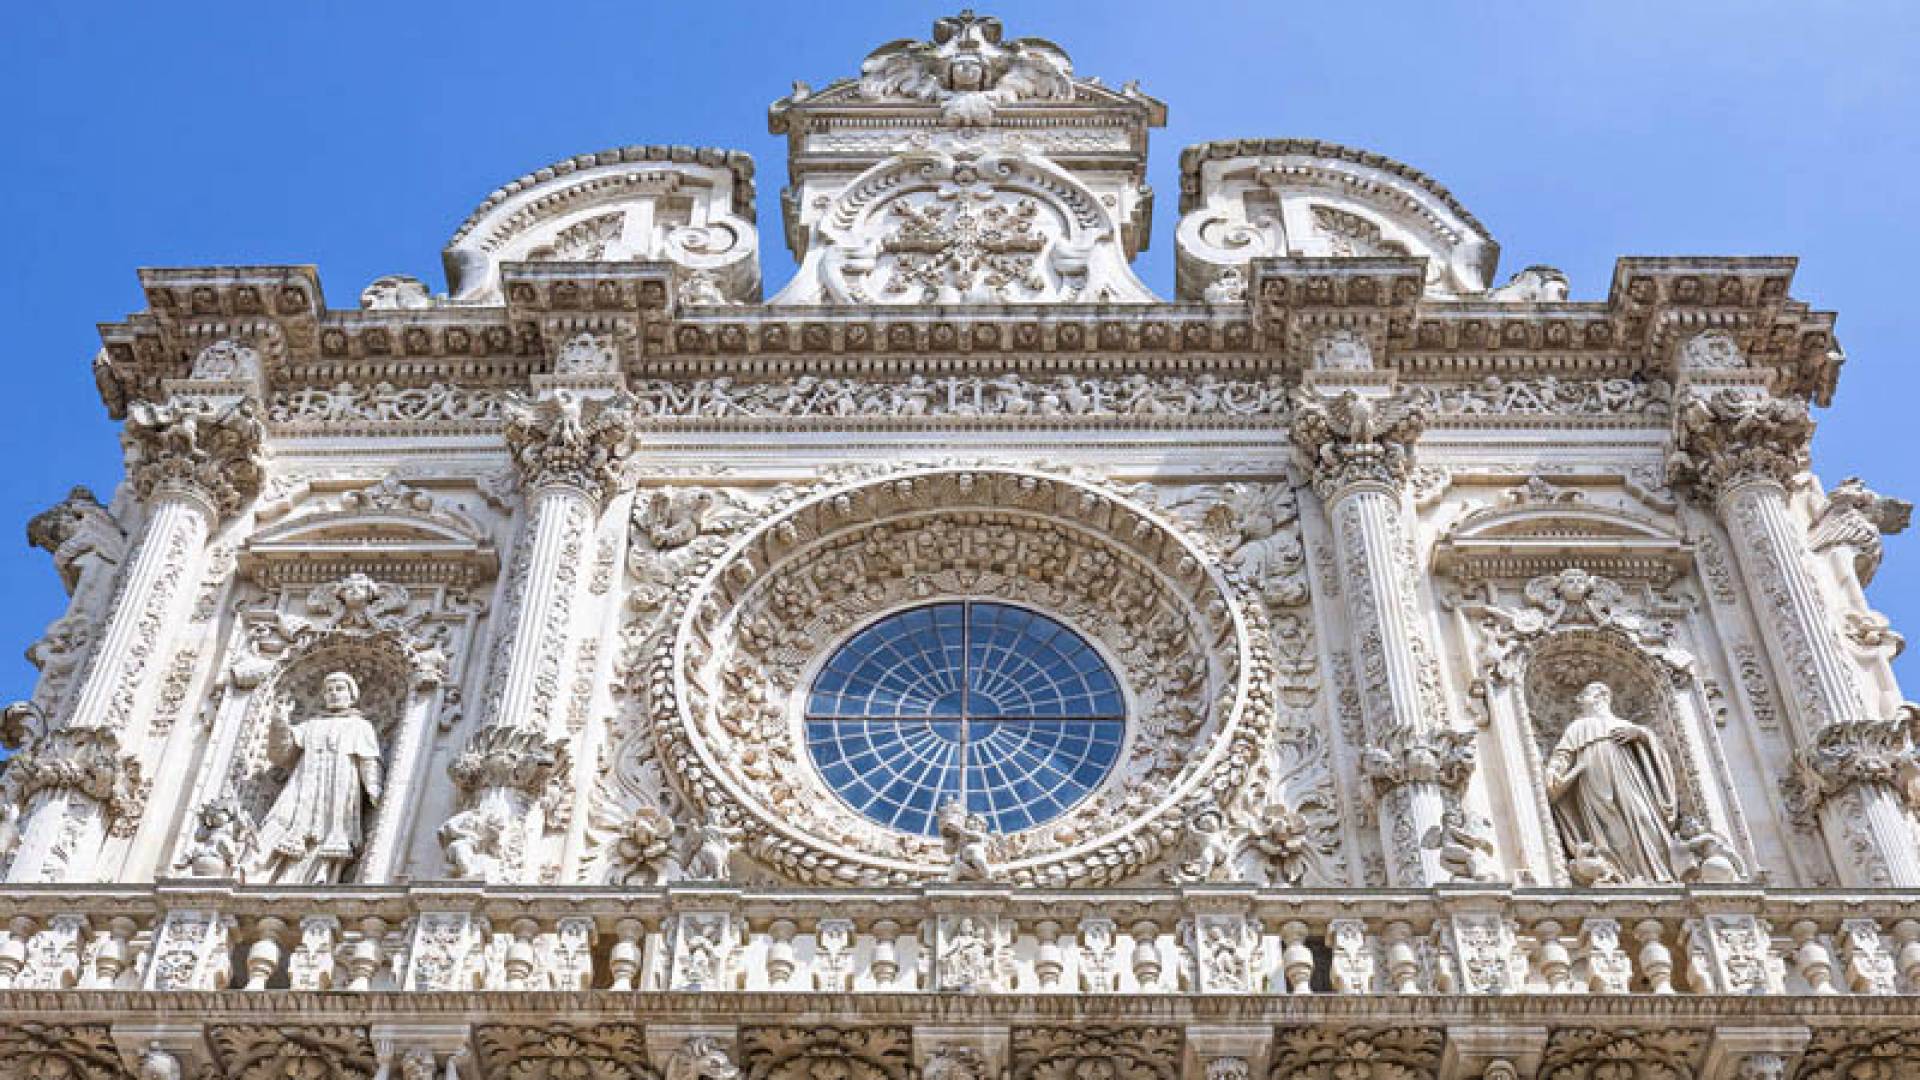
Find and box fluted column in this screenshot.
[447,390,637,880]
[1672,387,1920,886]
[4,398,264,882]
[1292,388,1470,885]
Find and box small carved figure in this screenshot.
[1173,808,1241,883]
[940,916,997,991]
[938,800,994,881]
[684,806,744,881]
[1675,815,1744,884]
[1485,265,1570,302]
[438,803,509,882]
[253,672,383,884]
[664,1037,741,1080]
[1423,805,1498,883]
[1545,683,1683,885]
[136,1048,182,1080]
[176,797,252,879]
[1565,841,1624,887]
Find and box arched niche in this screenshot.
[1517,628,1733,885]
[222,634,417,885]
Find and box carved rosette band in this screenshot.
[1672,388,1920,886]
[501,392,640,506]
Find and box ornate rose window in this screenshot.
[804,601,1126,836]
[648,467,1280,886]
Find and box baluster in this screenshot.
[1893,920,1920,992]
[1532,920,1572,993]
[868,918,903,989]
[1032,920,1064,991]
[1384,921,1420,994]
[343,917,386,992]
[607,919,645,992]
[766,919,798,989]
[1279,921,1314,994]
[243,916,288,991]
[0,917,35,988]
[1634,920,1674,994]
[1789,921,1838,994]
[1129,920,1163,991]
[80,917,136,989]
[504,919,539,991]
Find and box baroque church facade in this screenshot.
[0,11,1914,1080]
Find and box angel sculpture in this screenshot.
[856,11,1074,126]
[1810,476,1913,586]
[938,800,995,882]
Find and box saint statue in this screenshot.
[253,671,383,884]
[1544,682,1683,884]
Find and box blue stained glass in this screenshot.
[804,602,1125,836]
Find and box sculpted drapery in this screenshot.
[254,671,384,884]
[1544,682,1683,884]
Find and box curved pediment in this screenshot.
[442,145,760,307]
[1176,139,1499,302]
[242,479,498,588]
[1434,481,1687,584]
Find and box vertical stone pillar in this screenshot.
[444,390,636,881]
[1671,387,1920,887]
[1292,387,1470,885]
[4,396,263,883]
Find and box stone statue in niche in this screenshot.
[1544,682,1684,884]
[252,671,384,884]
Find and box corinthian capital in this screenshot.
[450,725,568,796]
[1360,728,1477,792]
[1787,708,1920,814]
[1666,388,1813,500]
[0,716,142,811]
[501,391,638,503]
[121,398,267,518]
[1289,389,1427,500]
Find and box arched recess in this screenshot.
[165,478,495,884]
[1434,478,1754,887]
[1515,628,1736,885]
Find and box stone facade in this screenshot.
[0,11,1912,1080]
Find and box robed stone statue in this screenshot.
[1544,681,1683,884]
[253,671,384,884]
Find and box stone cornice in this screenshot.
[90,258,1842,414]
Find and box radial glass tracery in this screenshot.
[805,602,1125,836]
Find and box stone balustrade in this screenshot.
[0,883,1913,999]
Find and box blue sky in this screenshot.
[0,0,1917,706]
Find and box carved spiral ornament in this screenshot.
[650,467,1272,886]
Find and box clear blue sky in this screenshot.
[1,1,1916,706]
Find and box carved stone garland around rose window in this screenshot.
[593,465,1286,888]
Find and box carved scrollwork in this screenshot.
[1011,1027,1181,1080]
[1536,1028,1707,1080]
[1265,1027,1443,1080]
[474,1024,659,1080]
[0,1024,128,1080]
[738,1026,911,1080]
[208,1026,377,1080]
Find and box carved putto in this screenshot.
[856,11,1073,125]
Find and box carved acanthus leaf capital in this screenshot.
[450,724,569,797]
[121,397,268,518]
[1289,389,1427,500]
[1787,707,1920,815]
[0,723,142,811]
[1360,728,1477,793]
[502,391,639,504]
[1667,388,1813,500]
